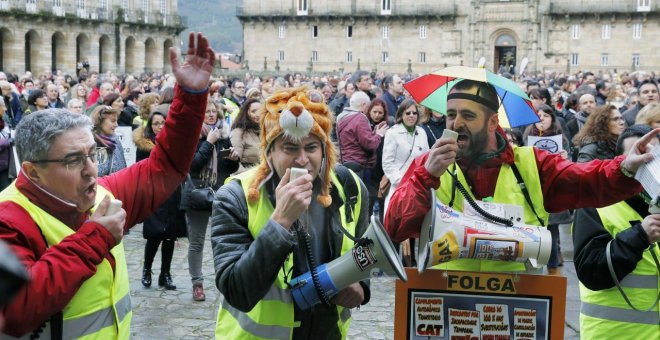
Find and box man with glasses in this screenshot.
[223,78,247,121]
[0,33,215,338]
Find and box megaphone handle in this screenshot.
[294,221,332,306]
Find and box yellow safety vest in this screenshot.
[223,98,240,123]
[215,168,361,340]
[435,146,549,272]
[579,201,660,339]
[0,183,132,339]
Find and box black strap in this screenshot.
[333,165,373,247]
[510,163,545,227]
[334,165,359,224]
[50,312,63,340]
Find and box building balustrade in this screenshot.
[0,0,184,28]
[237,0,456,19]
[549,0,658,14]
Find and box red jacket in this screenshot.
[336,109,382,168]
[0,86,207,337]
[384,136,643,243]
[86,87,100,108]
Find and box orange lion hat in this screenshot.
[247,86,337,207]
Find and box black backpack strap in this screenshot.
[334,165,359,224]
[334,165,373,247]
[510,163,545,227]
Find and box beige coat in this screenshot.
[230,128,260,174]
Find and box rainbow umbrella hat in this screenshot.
[403,66,540,128]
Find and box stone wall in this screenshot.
[239,0,660,74]
[0,0,182,76]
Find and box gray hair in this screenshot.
[349,91,370,110]
[15,109,92,162]
[67,98,83,110]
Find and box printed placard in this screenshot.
[527,135,563,154]
[397,269,565,340]
[513,308,537,340]
[115,126,136,166]
[448,308,479,340]
[477,304,510,340]
[413,293,445,338]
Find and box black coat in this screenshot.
[189,136,239,190]
[134,127,187,240]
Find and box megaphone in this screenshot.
[288,215,407,310]
[418,193,552,273]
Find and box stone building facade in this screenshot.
[238,0,660,74]
[0,0,184,76]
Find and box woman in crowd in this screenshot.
[68,83,88,106]
[90,105,127,177]
[183,97,239,301]
[382,98,429,216]
[133,92,160,130]
[504,128,524,147]
[522,104,571,275]
[382,99,429,266]
[24,89,48,115]
[0,97,11,191]
[366,98,388,218]
[572,104,626,163]
[635,102,660,129]
[134,109,186,290]
[230,98,262,174]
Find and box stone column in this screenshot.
[87,34,100,74]
[134,38,145,74]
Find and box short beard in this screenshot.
[457,120,489,160]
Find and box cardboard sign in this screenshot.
[395,269,566,340]
[115,126,136,166]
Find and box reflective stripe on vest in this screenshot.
[435,146,549,272]
[0,183,132,339]
[215,168,361,339]
[579,201,660,339]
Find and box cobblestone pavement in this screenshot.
[124,223,580,339]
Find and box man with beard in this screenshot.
[384,79,659,273]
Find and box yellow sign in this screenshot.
[446,272,516,294]
[430,231,459,265]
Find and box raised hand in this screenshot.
[621,128,660,174]
[169,32,216,91]
[271,168,313,230]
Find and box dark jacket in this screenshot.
[95,136,127,177]
[134,126,186,240]
[0,127,10,172]
[329,93,349,115]
[421,117,446,148]
[381,91,401,124]
[2,92,23,129]
[48,98,65,109]
[573,195,650,290]
[622,103,642,127]
[189,134,239,190]
[576,139,616,163]
[211,166,371,337]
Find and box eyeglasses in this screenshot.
[405,111,418,116]
[205,110,218,115]
[30,147,107,171]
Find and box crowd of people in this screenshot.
[1,41,660,338]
